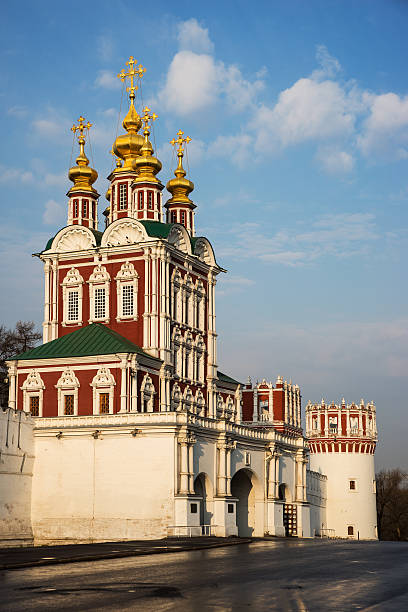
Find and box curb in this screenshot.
[0,538,253,571]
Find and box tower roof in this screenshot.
[68,116,98,196]
[166,130,195,206]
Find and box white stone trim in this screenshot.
[90,367,116,415]
[115,261,139,321]
[140,373,155,412]
[55,368,80,416]
[21,370,45,416]
[88,264,110,323]
[61,267,84,326]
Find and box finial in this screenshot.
[170,130,192,177]
[109,147,122,169]
[166,129,194,204]
[68,116,98,194]
[117,56,146,102]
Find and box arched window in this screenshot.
[171,268,182,321]
[172,327,182,377]
[184,276,193,326]
[62,267,84,326]
[56,368,80,416]
[140,374,155,412]
[88,264,110,323]
[90,367,116,415]
[195,336,205,382]
[347,525,354,536]
[21,370,45,416]
[115,261,139,321]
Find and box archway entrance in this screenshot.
[194,473,213,533]
[278,483,297,536]
[231,469,256,537]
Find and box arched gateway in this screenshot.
[231,468,261,537]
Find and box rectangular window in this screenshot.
[111,186,115,210]
[119,183,128,210]
[157,192,160,206]
[73,199,79,217]
[147,191,153,209]
[347,526,354,536]
[349,480,356,490]
[122,284,134,316]
[92,202,96,219]
[99,393,109,414]
[171,211,177,224]
[228,504,234,514]
[190,503,197,514]
[138,191,144,209]
[30,396,39,416]
[82,200,88,218]
[181,211,186,225]
[64,395,74,415]
[94,287,106,319]
[67,290,79,322]
[185,295,190,325]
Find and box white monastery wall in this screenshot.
[306,469,327,537]
[32,426,175,544]
[0,408,34,546]
[310,452,377,539]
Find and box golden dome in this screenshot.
[68,117,98,195]
[166,132,194,204]
[113,57,147,171]
[133,108,162,184]
[105,186,111,201]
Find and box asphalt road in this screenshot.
[1,539,408,611]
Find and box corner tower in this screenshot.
[306,398,378,539]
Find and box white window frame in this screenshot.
[119,182,128,210]
[21,369,45,416]
[62,267,84,326]
[90,367,116,415]
[88,264,110,323]
[140,373,155,412]
[115,261,139,321]
[56,368,80,416]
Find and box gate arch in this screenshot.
[194,472,214,530]
[231,468,262,537]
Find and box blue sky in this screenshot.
[1,0,407,470]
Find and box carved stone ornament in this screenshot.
[179,432,196,445]
[55,228,95,253]
[21,369,45,390]
[194,238,214,265]
[104,221,144,247]
[115,261,139,281]
[56,368,80,389]
[89,264,110,283]
[168,225,189,253]
[90,367,116,388]
[62,267,84,286]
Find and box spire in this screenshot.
[112,57,146,170]
[166,130,194,204]
[68,116,98,195]
[133,106,162,184]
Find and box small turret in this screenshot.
[165,130,196,235]
[67,116,99,229]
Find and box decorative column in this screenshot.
[267,448,277,499]
[130,355,138,412]
[143,249,151,351]
[178,432,196,495]
[225,438,236,496]
[119,356,127,412]
[295,453,304,502]
[302,458,308,501]
[268,386,274,422]
[7,363,17,409]
[51,258,58,340]
[346,404,350,436]
[253,387,258,422]
[284,382,288,423]
[217,439,227,496]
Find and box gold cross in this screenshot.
[170,130,192,153]
[141,106,158,130]
[117,56,146,96]
[71,116,92,140]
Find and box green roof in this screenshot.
[140,220,173,239]
[217,370,242,386]
[44,228,103,251]
[10,323,161,362]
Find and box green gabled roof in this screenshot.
[217,370,243,386]
[10,323,161,362]
[139,220,173,240]
[44,228,103,252]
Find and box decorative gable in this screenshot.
[21,369,45,391]
[56,368,80,389]
[62,267,84,286]
[88,264,110,283]
[115,261,139,281]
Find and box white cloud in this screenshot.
[177,18,214,54]
[31,117,69,141]
[97,33,115,62]
[357,92,408,158]
[0,165,34,184]
[316,147,354,174]
[43,172,67,188]
[217,274,255,296]
[7,105,28,118]
[209,133,252,167]
[216,212,378,266]
[43,199,65,226]
[94,69,120,90]
[312,44,342,80]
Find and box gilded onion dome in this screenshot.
[68,117,98,195]
[133,107,162,184]
[112,57,146,171]
[166,131,194,204]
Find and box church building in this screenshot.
[2,58,378,545]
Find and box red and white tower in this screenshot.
[306,398,378,539]
[165,131,196,235]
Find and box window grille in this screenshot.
[122,285,134,316]
[64,395,74,415]
[185,295,190,325]
[82,200,88,217]
[119,183,128,210]
[30,396,39,416]
[347,525,354,536]
[147,191,153,209]
[73,200,79,217]
[349,480,356,490]
[99,393,109,414]
[94,287,106,319]
[171,211,177,223]
[181,211,186,225]
[67,290,79,321]
[138,191,143,209]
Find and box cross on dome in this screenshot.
[170,130,192,154]
[141,106,158,131]
[71,116,92,141]
[117,56,146,99]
